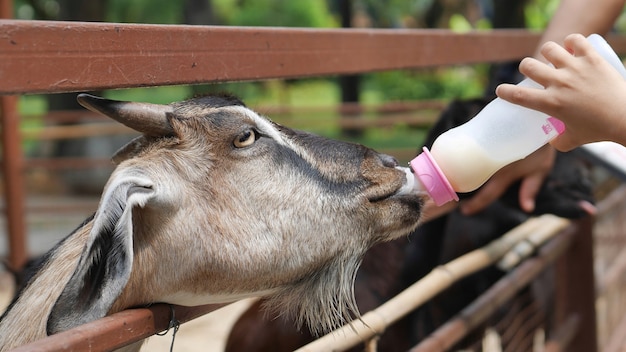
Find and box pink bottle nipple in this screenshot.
[409,147,459,206]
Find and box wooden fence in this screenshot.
[2,11,626,352]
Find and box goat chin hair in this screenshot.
[261,253,363,336]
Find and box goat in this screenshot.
[225,97,595,352]
[0,93,424,351]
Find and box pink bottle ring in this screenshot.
[409,147,459,206]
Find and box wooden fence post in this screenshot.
[554,216,597,352]
[0,0,28,271]
[0,95,28,271]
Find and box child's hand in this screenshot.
[496,33,626,151]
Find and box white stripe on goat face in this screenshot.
[219,105,314,161]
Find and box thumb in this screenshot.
[549,134,578,152]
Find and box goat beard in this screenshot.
[261,253,363,336]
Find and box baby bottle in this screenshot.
[410,34,626,206]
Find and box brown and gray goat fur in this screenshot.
[0,94,424,351]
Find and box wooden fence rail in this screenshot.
[0,21,546,95]
[10,303,227,352]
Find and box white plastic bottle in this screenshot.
[410,34,626,206]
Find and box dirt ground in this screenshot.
[0,269,254,351]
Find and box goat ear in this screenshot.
[47,173,155,334]
[111,136,149,164]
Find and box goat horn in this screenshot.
[77,93,175,137]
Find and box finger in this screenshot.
[540,41,575,68]
[496,83,550,112]
[563,33,593,57]
[460,178,509,215]
[518,172,544,213]
[517,58,558,88]
[421,199,458,223]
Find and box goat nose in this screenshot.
[380,154,399,168]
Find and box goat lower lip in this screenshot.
[368,194,391,203]
[369,189,419,203]
[372,193,423,213]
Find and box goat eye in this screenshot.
[233,129,256,148]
